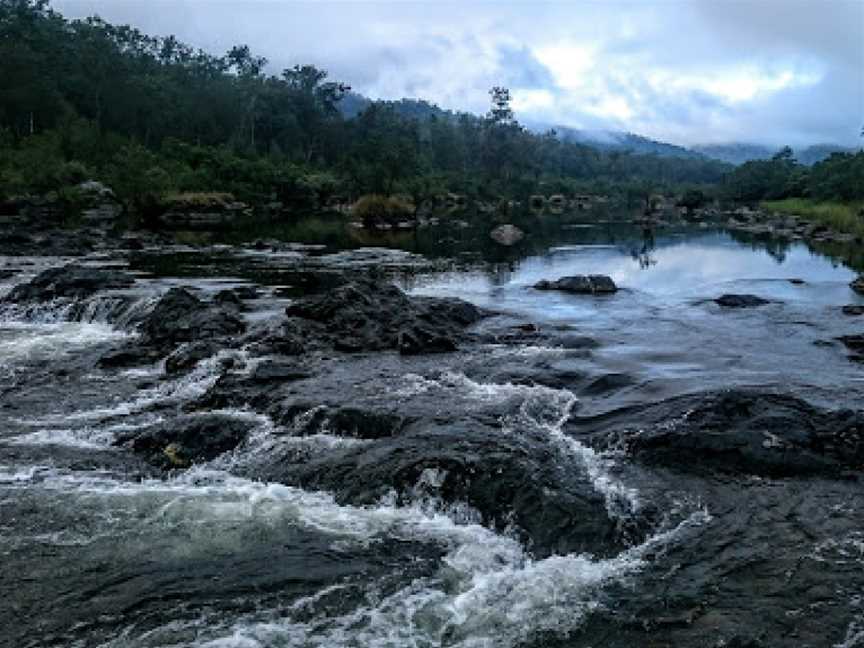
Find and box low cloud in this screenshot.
[53,0,864,147]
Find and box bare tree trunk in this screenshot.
[29,111,34,135]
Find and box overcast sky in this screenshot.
[53,0,864,147]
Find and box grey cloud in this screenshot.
[50,0,864,147]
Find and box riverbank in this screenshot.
[761,198,864,238]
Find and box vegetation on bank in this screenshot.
[761,198,864,238]
[0,0,733,218]
[724,147,863,205]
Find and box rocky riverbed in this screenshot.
[1,224,864,648]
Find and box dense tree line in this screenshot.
[1,0,734,212]
[723,146,863,204]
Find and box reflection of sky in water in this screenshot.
[402,230,864,405]
[406,232,857,313]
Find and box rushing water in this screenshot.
[1,224,863,647]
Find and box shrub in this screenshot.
[352,194,416,228]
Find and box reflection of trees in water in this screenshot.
[726,228,864,272]
[629,227,657,269]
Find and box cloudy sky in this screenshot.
[54,0,864,147]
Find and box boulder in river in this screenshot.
[141,287,246,346]
[489,224,524,246]
[842,304,864,316]
[115,414,256,469]
[258,418,639,558]
[851,276,864,295]
[3,264,134,303]
[284,276,485,355]
[99,287,246,369]
[714,294,770,308]
[582,389,864,478]
[534,275,618,295]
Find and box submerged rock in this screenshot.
[3,264,134,303]
[284,276,485,355]
[842,304,864,316]
[714,294,770,308]
[582,389,864,478]
[115,414,256,469]
[535,275,618,295]
[489,224,525,246]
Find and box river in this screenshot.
[1,223,863,647]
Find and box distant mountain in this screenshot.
[547,127,704,159]
[691,143,774,165]
[794,144,858,165]
[338,93,455,121]
[693,142,856,165]
[339,95,856,166]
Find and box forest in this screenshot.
[0,0,861,220]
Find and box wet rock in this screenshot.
[116,414,255,469]
[284,276,485,355]
[397,326,458,355]
[141,287,246,346]
[580,372,636,396]
[842,305,864,316]
[714,294,770,308]
[263,419,634,558]
[213,289,245,310]
[249,360,311,383]
[851,276,864,295]
[583,389,864,478]
[98,343,166,369]
[535,275,618,295]
[837,335,864,363]
[100,287,246,369]
[0,269,18,280]
[3,264,134,303]
[489,224,525,246]
[272,403,409,440]
[243,319,308,356]
[164,340,223,374]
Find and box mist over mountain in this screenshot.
[339,93,858,166]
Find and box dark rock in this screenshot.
[535,275,618,295]
[714,294,770,308]
[284,276,485,355]
[842,305,864,316]
[3,264,134,303]
[851,276,864,296]
[261,419,637,558]
[116,414,255,469]
[99,287,245,369]
[232,285,259,300]
[0,269,18,280]
[244,320,308,356]
[214,289,245,310]
[837,335,864,354]
[271,403,409,440]
[98,343,166,369]
[141,287,246,346]
[164,340,223,374]
[582,389,864,478]
[788,278,806,285]
[397,326,458,355]
[580,373,636,396]
[249,360,311,383]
